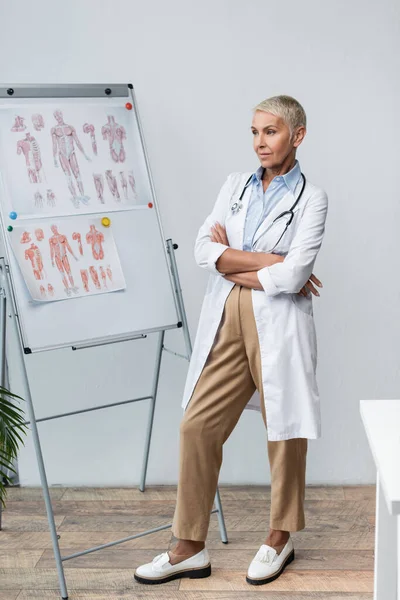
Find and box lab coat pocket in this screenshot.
[290,292,314,318]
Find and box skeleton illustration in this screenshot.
[93,173,105,203]
[25,243,45,280]
[86,224,104,260]
[20,231,31,244]
[48,283,55,297]
[99,266,107,288]
[40,285,46,298]
[47,189,56,207]
[72,232,83,255]
[35,228,44,242]
[80,269,89,292]
[11,116,26,132]
[49,224,78,296]
[51,110,91,208]
[101,115,126,162]
[105,170,120,201]
[32,114,45,131]
[34,191,43,208]
[119,171,128,200]
[106,265,113,282]
[128,170,138,200]
[83,123,97,155]
[89,265,100,290]
[17,132,44,183]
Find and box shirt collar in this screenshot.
[252,159,301,194]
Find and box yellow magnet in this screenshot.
[101,217,111,227]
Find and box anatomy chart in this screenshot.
[9,216,126,302]
[0,103,144,219]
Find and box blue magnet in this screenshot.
[9,211,17,220]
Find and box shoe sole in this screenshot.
[246,549,295,585]
[134,563,211,585]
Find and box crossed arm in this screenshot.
[211,222,322,297]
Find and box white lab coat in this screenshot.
[181,171,328,441]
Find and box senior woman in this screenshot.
[135,95,328,586]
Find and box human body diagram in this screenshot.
[86,225,104,260]
[83,123,97,155]
[25,243,45,281]
[49,224,78,296]
[17,132,44,183]
[51,110,91,208]
[105,170,120,201]
[101,115,127,163]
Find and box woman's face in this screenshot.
[251,110,301,168]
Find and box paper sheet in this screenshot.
[0,104,145,218]
[9,216,126,302]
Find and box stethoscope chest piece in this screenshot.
[231,200,243,214]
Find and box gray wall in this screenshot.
[1,0,398,486]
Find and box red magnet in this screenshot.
[148,202,153,208]
[125,102,133,110]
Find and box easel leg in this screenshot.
[1,265,69,599]
[214,487,228,543]
[0,288,6,531]
[140,330,164,492]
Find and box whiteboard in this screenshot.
[0,85,179,352]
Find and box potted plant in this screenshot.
[0,385,28,509]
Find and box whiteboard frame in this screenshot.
[0,84,181,352]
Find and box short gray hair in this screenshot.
[253,95,307,142]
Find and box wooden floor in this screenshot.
[0,485,375,599]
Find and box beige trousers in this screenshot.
[171,284,308,542]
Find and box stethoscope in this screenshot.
[230,170,307,250]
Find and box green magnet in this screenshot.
[7,226,13,232]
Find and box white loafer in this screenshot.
[134,548,211,585]
[246,537,295,585]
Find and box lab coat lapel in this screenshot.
[229,175,253,248]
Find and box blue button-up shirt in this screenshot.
[242,159,302,251]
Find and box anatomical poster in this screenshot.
[0,103,145,219]
[8,216,126,302]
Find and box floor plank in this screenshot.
[0,485,375,600]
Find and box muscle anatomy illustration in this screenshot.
[89,265,100,289]
[17,132,44,183]
[20,231,31,244]
[83,123,97,155]
[105,170,120,201]
[49,224,78,296]
[128,170,138,200]
[80,269,89,292]
[48,283,55,297]
[72,231,83,255]
[40,285,46,298]
[51,110,91,207]
[34,191,43,208]
[25,243,44,280]
[101,115,126,162]
[35,228,44,241]
[11,116,26,132]
[47,189,56,207]
[106,265,113,282]
[119,171,128,200]
[93,173,104,203]
[32,114,45,131]
[86,225,104,260]
[99,266,107,288]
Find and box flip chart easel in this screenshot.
[0,84,228,600]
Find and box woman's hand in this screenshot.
[210,222,229,246]
[298,274,323,297]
